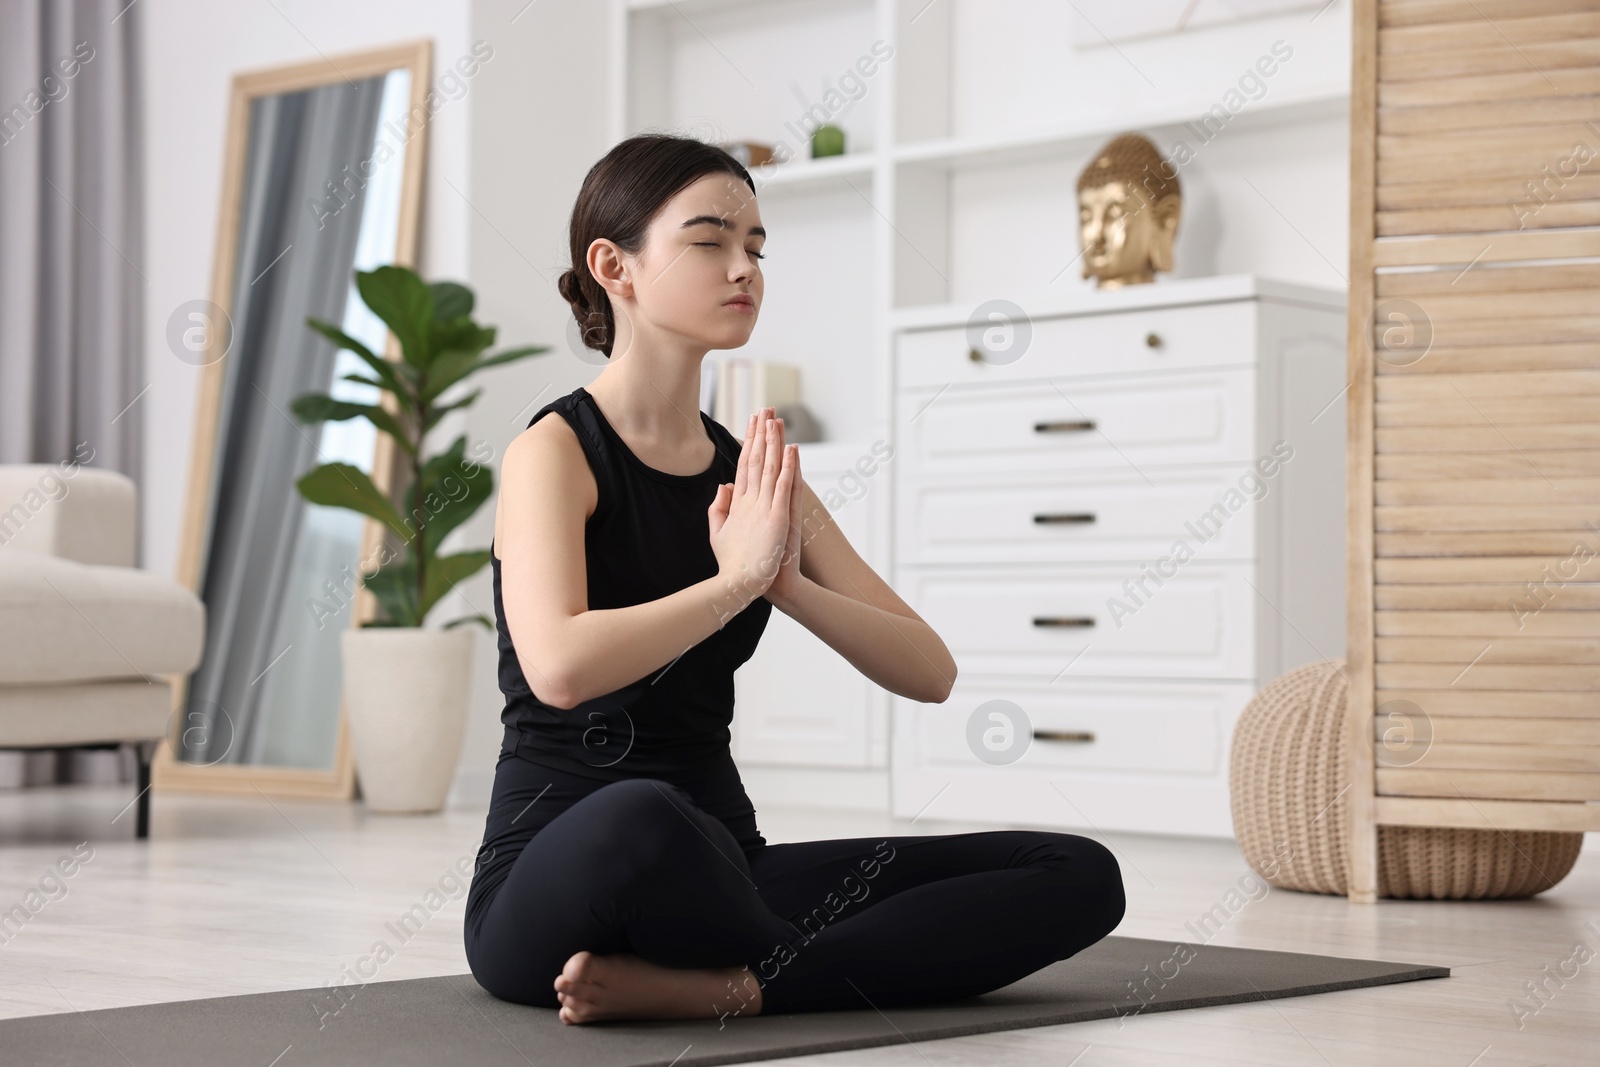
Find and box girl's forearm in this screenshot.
[547,571,760,708]
[770,576,956,703]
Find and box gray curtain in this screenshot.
[0,0,144,786]
[0,0,144,506]
[178,76,388,764]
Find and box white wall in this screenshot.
[450,0,615,801]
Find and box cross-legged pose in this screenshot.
[465,134,1126,1025]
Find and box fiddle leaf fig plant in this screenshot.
[292,264,549,629]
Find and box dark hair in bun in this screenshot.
[560,134,757,358]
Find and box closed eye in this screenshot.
[695,241,765,260]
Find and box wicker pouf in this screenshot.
[1228,658,1584,900]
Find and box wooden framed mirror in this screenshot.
[153,40,432,800]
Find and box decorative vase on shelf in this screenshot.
[719,141,775,167]
[291,264,550,813]
[811,123,845,158]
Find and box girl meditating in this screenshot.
[464,133,1127,1024]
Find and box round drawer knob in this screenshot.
[1145,332,1163,350]
[967,347,983,363]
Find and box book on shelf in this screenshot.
[709,358,801,437]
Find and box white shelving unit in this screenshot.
[607,0,1353,825]
[609,0,1347,448]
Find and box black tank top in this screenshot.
[489,385,774,782]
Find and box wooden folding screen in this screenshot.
[1346,0,1600,903]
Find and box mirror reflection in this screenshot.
[177,64,416,770]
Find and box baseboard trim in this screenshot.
[738,763,890,813]
[448,761,893,815]
[447,764,496,809]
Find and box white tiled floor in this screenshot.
[1,782,1596,1064]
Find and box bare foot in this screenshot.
[553,950,764,1025]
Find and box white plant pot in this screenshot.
[340,626,475,813]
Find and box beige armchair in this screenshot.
[0,464,205,837]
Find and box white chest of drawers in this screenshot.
[890,275,1348,838]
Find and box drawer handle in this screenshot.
[1033,729,1096,743]
[1146,332,1163,349]
[1032,616,1096,628]
[1034,419,1096,433]
[1033,512,1096,524]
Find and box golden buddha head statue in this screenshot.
[1076,132,1181,289]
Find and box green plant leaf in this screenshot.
[306,317,412,400]
[288,394,416,457]
[404,436,494,558]
[296,267,553,631]
[424,388,483,433]
[477,345,551,370]
[356,266,434,369]
[419,348,483,405]
[420,550,492,621]
[442,613,493,631]
[422,345,551,405]
[305,317,379,362]
[429,317,496,367]
[362,555,420,627]
[429,281,474,320]
[296,463,411,540]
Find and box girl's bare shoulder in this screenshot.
[498,413,598,537]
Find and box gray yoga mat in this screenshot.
[4,935,1447,1067]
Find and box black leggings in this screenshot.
[464,771,1127,1016]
